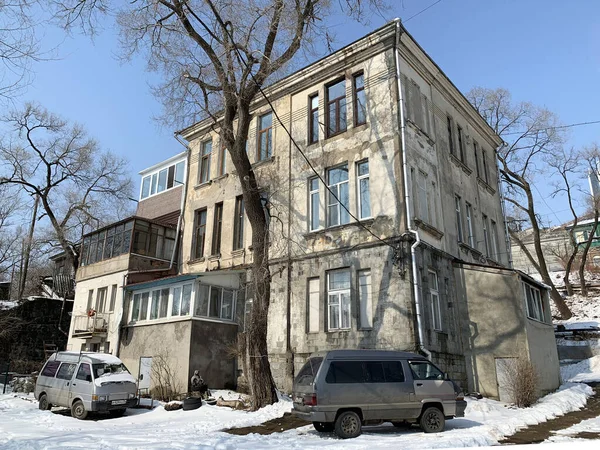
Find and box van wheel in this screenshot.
[38,394,51,411]
[313,421,334,432]
[71,400,88,420]
[419,407,445,433]
[109,409,126,418]
[334,411,362,439]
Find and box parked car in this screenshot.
[292,349,466,438]
[34,351,137,419]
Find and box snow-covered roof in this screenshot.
[51,351,123,365]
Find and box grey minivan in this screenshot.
[292,349,466,438]
[35,352,137,419]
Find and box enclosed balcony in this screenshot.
[77,217,178,281]
[71,312,112,338]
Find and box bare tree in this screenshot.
[467,87,572,319]
[54,0,389,409]
[0,103,133,272]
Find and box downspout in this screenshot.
[394,20,431,360]
[114,273,128,357]
[496,143,513,268]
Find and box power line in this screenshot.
[219,22,399,252]
[502,120,600,136]
[404,0,444,22]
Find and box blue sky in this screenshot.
[21,0,600,224]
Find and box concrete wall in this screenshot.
[119,319,192,394]
[189,319,238,390]
[455,265,528,399]
[525,312,561,395]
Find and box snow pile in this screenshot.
[546,415,600,443]
[553,292,600,326]
[561,355,600,382]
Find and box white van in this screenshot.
[34,352,137,419]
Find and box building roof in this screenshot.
[82,215,177,239]
[138,150,187,176]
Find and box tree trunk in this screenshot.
[578,211,599,297]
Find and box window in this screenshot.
[466,203,475,248]
[455,195,463,242]
[258,112,273,161]
[482,148,490,184]
[402,74,430,134]
[296,357,323,386]
[447,116,455,155]
[211,203,223,255]
[217,144,227,176]
[482,214,490,256]
[428,271,442,331]
[150,290,160,320]
[132,293,140,321]
[41,360,61,377]
[140,159,186,199]
[358,269,372,329]
[233,196,245,250]
[131,220,172,260]
[309,177,320,231]
[199,140,212,184]
[193,209,207,259]
[326,361,364,383]
[524,283,546,322]
[327,165,350,227]
[353,72,366,126]
[87,289,94,312]
[96,287,108,313]
[76,363,92,381]
[457,125,465,162]
[140,292,149,320]
[194,284,235,321]
[171,286,182,316]
[491,220,499,260]
[409,360,445,380]
[108,285,117,312]
[473,140,481,177]
[327,269,351,330]
[307,278,320,333]
[357,160,371,219]
[417,171,429,223]
[326,79,347,136]
[56,363,77,380]
[308,93,319,144]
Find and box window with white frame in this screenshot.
[199,140,212,184]
[491,220,499,260]
[482,214,490,256]
[466,203,475,248]
[524,283,546,322]
[358,269,372,329]
[357,160,371,219]
[327,164,350,227]
[455,195,463,242]
[109,285,118,312]
[258,112,273,161]
[194,284,235,321]
[150,288,169,319]
[140,160,185,200]
[327,269,351,330]
[96,287,107,313]
[428,270,442,331]
[307,278,320,333]
[130,284,192,322]
[308,177,320,231]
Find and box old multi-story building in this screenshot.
[66,20,560,401]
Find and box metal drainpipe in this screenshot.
[496,143,513,268]
[394,20,431,360]
[114,273,128,357]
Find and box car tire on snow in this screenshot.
[182,397,202,411]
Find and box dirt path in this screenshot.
[500,382,600,445]
[225,412,308,435]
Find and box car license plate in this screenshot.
[111,400,127,405]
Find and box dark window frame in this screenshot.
[199,139,212,184]
[308,93,319,144]
[326,78,347,138]
[457,124,465,162]
[353,72,366,127]
[447,115,455,155]
[193,208,207,259]
[257,112,273,161]
[211,202,223,255]
[233,195,245,250]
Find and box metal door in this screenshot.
[138,357,153,390]
[495,357,515,403]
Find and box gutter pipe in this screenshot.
[496,143,513,268]
[394,20,431,360]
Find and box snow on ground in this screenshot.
[0,383,594,450]
[561,356,600,383]
[545,415,600,443]
[552,292,600,326]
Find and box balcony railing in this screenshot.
[72,312,111,338]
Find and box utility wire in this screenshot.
[502,120,600,136]
[404,0,443,23]
[220,22,399,252]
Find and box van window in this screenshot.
[76,363,92,381]
[295,357,323,386]
[56,363,77,380]
[326,361,365,383]
[383,361,405,382]
[409,360,444,380]
[41,360,61,377]
[93,363,130,378]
